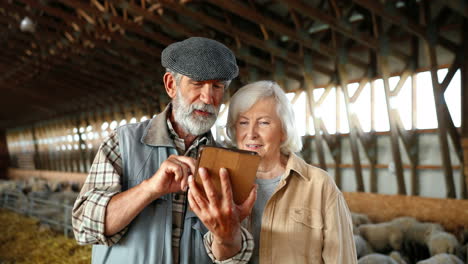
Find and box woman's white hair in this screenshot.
[226,80,302,155]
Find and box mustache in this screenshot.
[189,102,217,115]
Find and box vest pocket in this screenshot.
[287,208,323,261]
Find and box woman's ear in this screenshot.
[164,72,177,99]
[281,129,286,143]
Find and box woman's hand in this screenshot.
[188,167,257,260]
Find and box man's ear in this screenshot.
[163,72,177,99]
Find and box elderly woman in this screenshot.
[231,81,357,263]
[189,80,357,263]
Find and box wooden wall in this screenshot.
[344,192,468,232]
[7,168,87,184]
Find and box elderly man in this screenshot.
[72,37,256,264]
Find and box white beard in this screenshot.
[172,89,219,136]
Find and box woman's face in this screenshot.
[235,97,285,160]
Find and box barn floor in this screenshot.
[0,209,90,264]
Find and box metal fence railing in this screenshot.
[1,189,75,237]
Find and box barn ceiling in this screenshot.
[0,0,465,129]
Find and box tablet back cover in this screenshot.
[195,146,260,204]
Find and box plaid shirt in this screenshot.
[72,118,253,263]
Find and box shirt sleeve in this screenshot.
[72,131,126,246]
[203,226,254,264]
[322,192,358,264]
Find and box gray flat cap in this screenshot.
[161,37,238,81]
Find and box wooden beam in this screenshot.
[389,69,411,97]
[440,0,468,19]
[15,0,161,63]
[352,0,458,52]
[205,0,368,70]
[350,77,369,102]
[286,0,378,50]
[337,64,364,192]
[55,0,174,46]
[158,0,334,77]
[4,1,158,84]
[315,84,333,106]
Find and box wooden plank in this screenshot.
[344,192,468,232]
[317,163,462,170]
[7,168,87,183]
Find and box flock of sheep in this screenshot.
[352,212,468,263]
[1,179,468,264]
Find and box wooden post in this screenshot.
[427,44,456,198]
[0,129,9,179]
[462,18,468,198]
[411,73,419,196]
[304,52,327,170]
[321,123,342,189]
[76,115,88,173]
[370,81,378,192]
[337,64,364,192]
[378,55,406,195]
[31,124,41,170]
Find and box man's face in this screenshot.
[172,75,226,135]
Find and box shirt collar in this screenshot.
[283,153,311,181]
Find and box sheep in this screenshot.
[358,222,404,252]
[404,221,443,245]
[355,235,374,258]
[358,253,398,264]
[0,180,17,193]
[389,251,408,264]
[455,243,467,262]
[352,212,372,227]
[357,252,406,264]
[426,230,460,256]
[416,253,464,264]
[353,225,361,235]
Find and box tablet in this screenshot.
[194,146,260,204]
